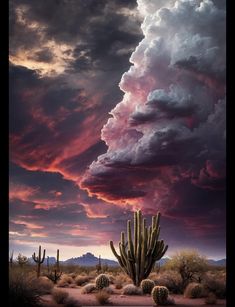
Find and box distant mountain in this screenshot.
[63,252,119,266]
[28,256,56,265]
[208,258,226,266]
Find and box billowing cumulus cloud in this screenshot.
[81,0,226,214]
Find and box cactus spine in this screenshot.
[110,210,168,286]
[95,274,110,289]
[152,286,169,305]
[32,245,46,278]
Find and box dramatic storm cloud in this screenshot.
[9,0,226,259]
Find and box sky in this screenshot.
[9,0,226,261]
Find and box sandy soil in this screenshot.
[41,287,226,307]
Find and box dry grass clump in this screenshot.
[153,271,183,294]
[115,281,123,289]
[75,275,90,286]
[95,290,111,305]
[9,271,42,307]
[203,272,226,299]
[63,296,81,307]
[122,284,143,295]
[81,283,96,294]
[205,292,217,305]
[37,276,54,294]
[52,289,69,304]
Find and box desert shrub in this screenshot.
[154,271,183,294]
[81,283,96,294]
[106,274,115,284]
[37,277,54,294]
[69,283,77,288]
[164,250,209,289]
[184,282,205,298]
[52,289,69,304]
[205,292,217,305]
[95,290,110,305]
[122,284,143,295]
[61,274,74,284]
[64,296,81,307]
[152,286,169,305]
[57,280,69,288]
[75,275,90,286]
[95,274,110,289]
[140,279,155,294]
[203,272,226,299]
[115,281,123,289]
[9,272,42,307]
[69,273,77,279]
[102,286,114,294]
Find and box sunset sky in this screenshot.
[9,0,226,261]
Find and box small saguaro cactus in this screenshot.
[56,249,60,272]
[32,245,46,278]
[47,256,50,273]
[152,286,169,305]
[140,279,155,294]
[95,274,110,289]
[9,250,14,268]
[110,210,168,286]
[96,255,102,273]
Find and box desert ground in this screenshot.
[41,287,226,306]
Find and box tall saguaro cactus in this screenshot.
[32,245,46,278]
[110,210,168,286]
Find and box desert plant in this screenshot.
[16,253,28,267]
[140,279,155,294]
[184,282,205,298]
[205,292,217,304]
[64,296,81,307]
[9,250,14,268]
[152,286,169,305]
[81,283,96,294]
[110,210,168,286]
[154,270,183,294]
[122,284,143,295]
[115,281,123,289]
[52,289,69,304]
[9,271,42,307]
[75,275,90,286]
[96,255,102,273]
[36,276,54,294]
[46,269,62,284]
[95,290,110,305]
[164,250,208,289]
[202,272,226,299]
[32,245,46,278]
[95,274,110,289]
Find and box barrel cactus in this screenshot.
[140,279,155,294]
[152,286,169,305]
[95,274,110,289]
[184,282,204,298]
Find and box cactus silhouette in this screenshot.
[9,250,14,268]
[32,245,46,278]
[110,210,168,286]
